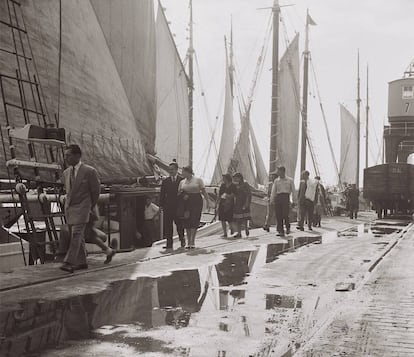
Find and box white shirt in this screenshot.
[170,175,178,183]
[179,176,205,194]
[144,203,160,220]
[71,161,82,180]
[305,179,318,202]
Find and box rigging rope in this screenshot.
[309,56,341,182]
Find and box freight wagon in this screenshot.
[363,163,414,218]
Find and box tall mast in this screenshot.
[300,9,311,173]
[269,0,280,176]
[356,50,361,187]
[188,0,194,167]
[365,64,369,169]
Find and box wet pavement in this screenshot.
[1,212,408,357]
[298,222,414,357]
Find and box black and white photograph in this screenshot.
[0,0,413,356]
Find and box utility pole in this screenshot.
[365,64,369,169]
[356,50,361,187]
[188,0,194,167]
[300,9,311,173]
[269,0,280,176]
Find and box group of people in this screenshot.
[160,161,210,250]
[261,167,327,237]
[58,143,338,273]
[217,173,252,238]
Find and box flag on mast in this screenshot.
[307,13,317,26]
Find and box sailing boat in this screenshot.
[211,24,300,227]
[0,0,207,268]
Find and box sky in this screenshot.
[160,0,414,185]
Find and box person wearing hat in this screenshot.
[160,161,185,250]
[218,173,237,237]
[263,171,279,232]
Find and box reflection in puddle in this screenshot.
[1,237,321,357]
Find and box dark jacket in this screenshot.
[298,179,307,205]
[160,176,183,213]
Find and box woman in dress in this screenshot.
[218,173,236,238]
[178,166,210,249]
[232,172,252,238]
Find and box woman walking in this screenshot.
[218,174,236,238]
[232,173,251,238]
[178,166,210,249]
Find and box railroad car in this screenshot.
[363,163,414,218]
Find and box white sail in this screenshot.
[90,0,157,154]
[276,34,300,179]
[155,5,190,166]
[250,120,268,186]
[229,111,257,186]
[339,104,358,184]
[0,0,153,179]
[211,48,235,185]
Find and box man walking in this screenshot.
[297,170,316,231]
[60,144,101,273]
[160,161,185,250]
[270,166,295,237]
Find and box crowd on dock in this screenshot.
[58,144,360,273]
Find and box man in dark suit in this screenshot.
[60,144,102,273]
[160,161,185,249]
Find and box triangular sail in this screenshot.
[155,5,190,166]
[0,0,152,179]
[339,104,358,184]
[275,34,300,179]
[228,111,257,187]
[90,0,157,154]
[211,46,235,185]
[250,121,268,185]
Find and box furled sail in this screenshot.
[339,104,358,184]
[155,5,190,166]
[211,46,235,185]
[0,0,153,180]
[275,34,300,179]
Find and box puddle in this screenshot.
[1,237,320,357]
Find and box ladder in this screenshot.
[0,0,66,264]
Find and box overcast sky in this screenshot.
[160,0,414,185]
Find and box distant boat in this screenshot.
[211,29,300,227]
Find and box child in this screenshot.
[144,196,160,246]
